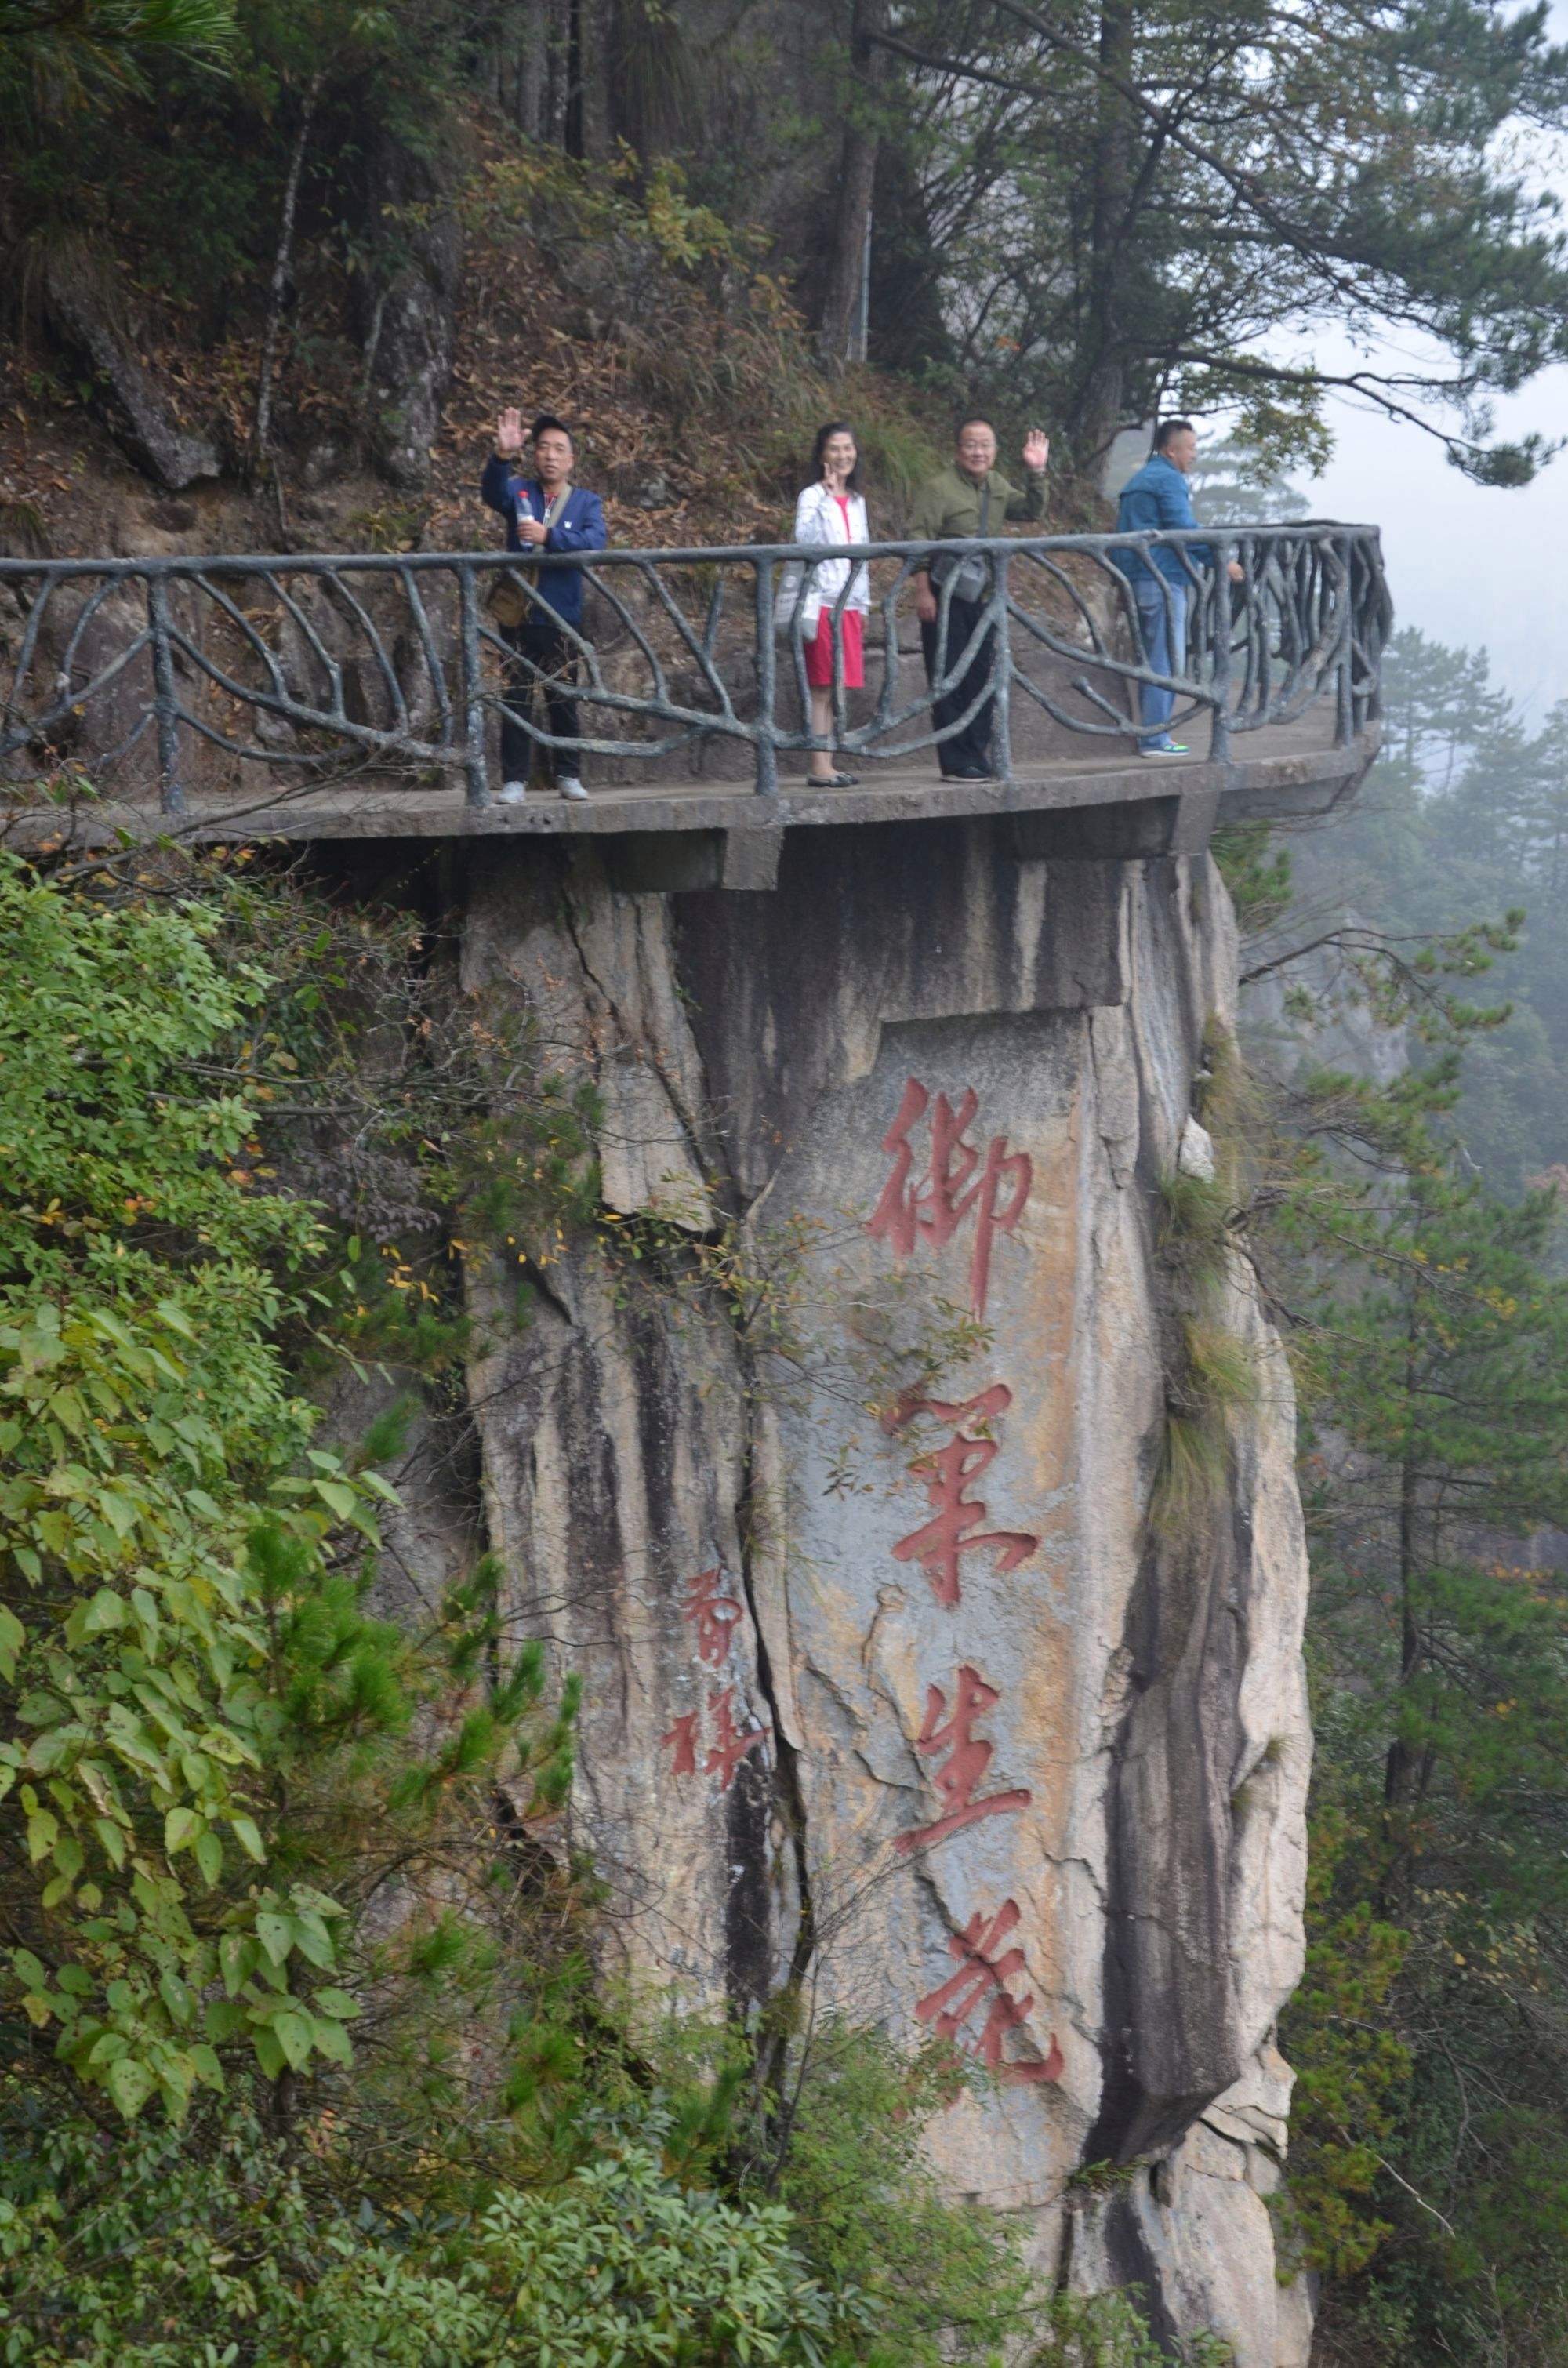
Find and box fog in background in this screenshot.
[1304,351,1568,717]
[1102,348,1568,720]
[1299,31,1568,720]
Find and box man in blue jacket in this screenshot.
[481,409,608,801]
[1115,419,1243,756]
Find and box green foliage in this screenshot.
[1156,1168,1232,1301]
[761,2022,1034,2366]
[0,0,237,120]
[2,0,477,345]
[1149,1029,1260,1544]
[881,0,1568,478]
[0,844,833,2363]
[361,2132,854,2368]
[1212,822,1293,936]
[0,2090,856,2366]
[1029,2290,1233,2366]
[1238,814,1568,2360]
[625,2010,1038,2366]
[0,855,386,2116]
[0,852,602,2154]
[1278,1802,1412,2279]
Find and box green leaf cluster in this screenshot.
[0,855,385,2116]
[0,0,238,121]
[0,2092,858,2367]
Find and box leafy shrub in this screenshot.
[763,2021,1034,2366]
[1030,2290,1233,2365]
[0,855,384,2116]
[0,2093,855,2367]
[0,854,584,2134]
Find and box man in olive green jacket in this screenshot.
[910,419,1049,779]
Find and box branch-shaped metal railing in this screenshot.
[0,522,1388,815]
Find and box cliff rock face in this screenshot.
[457,816,1312,2363]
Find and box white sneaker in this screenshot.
[558,776,588,801]
[498,780,528,804]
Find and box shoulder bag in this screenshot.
[928,479,992,604]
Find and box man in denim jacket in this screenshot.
[1115,419,1243,757]
[481,410,608,801]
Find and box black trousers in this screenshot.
[500,614,581,784]
[921,592,995,774]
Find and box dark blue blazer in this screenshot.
[480,459,608,627]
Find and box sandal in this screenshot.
[808,768,859,787]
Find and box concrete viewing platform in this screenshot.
[9,705,1375,888]
[1,525,1388,882]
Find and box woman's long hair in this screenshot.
[810,419,862,492]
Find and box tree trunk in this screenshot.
[1383,1432,1422,1811]
[1381,1313,1425,1906]
[1070,0,1137,471]
[252,71,323,475]
[819,0,889,367]
[564,0,586,155]
[521,5,544,137]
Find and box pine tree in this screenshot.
[1238,870,1568,2358]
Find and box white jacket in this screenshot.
[789,483,871,630]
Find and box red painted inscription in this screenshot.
[661,1709,700,1779]
[914,1898,1064,2084]
[896,1664,1032,1854]
[866,1076,1033,1317]
[683,1566,744,1668]
[887,1386,1040,1608]
[703,1687,768,1792]
[663,1688,768,1792]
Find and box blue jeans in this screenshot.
[1134,579,1187,748]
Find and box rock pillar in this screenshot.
[458,815,1312,2364]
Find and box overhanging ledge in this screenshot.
[8,714,1381,886]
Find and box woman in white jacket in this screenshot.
[791,422,870,785]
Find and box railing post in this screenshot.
[147,574,184,817]
[1366,532,1388,726]
[991,547,1012,783]
[1209,538,1232,769]
[1335,532,1355,745]
[753,554,778,796]
[459,563,489,807]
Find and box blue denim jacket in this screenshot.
[1114,455,1213,587]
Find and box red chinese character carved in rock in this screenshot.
[663,1691,768,1790]
[887,1386,1040,1609]
[896,1665,1032,1854]
[683,1566,744,1668]
[702,1687,768,1792]
[662,1709,700,1779]
[914,1898,1064,2084]
[866,1076,1033,1317]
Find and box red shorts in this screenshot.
[805,605,865,689]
